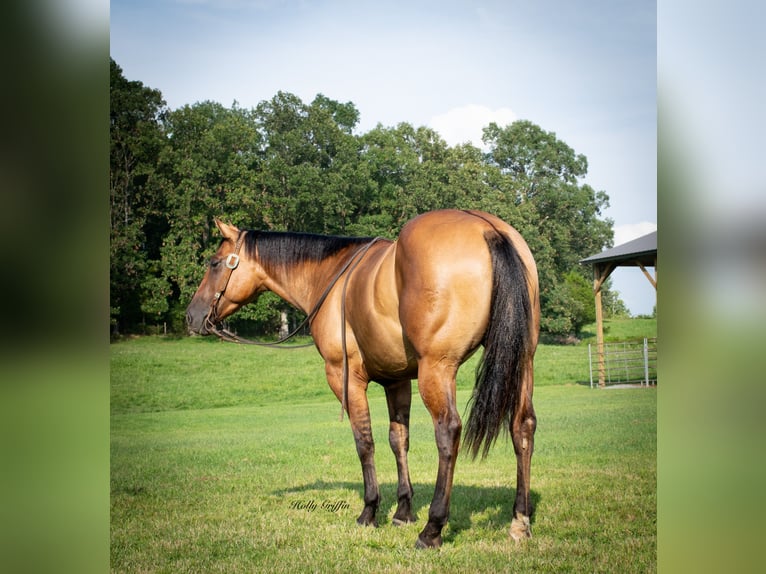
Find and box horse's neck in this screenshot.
[263,256,349,316]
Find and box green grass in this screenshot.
[111,319,656,572]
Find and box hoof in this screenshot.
[356,505,378,527]
[415,532,442,549]
[392,511,416,526]
[415,534,442,549]
[510,513,532,541]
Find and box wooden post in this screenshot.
[593,262,616,388]
[594,279,605,388]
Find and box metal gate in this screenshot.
[588,338,657,388]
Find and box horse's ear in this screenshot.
[214,218,240,241]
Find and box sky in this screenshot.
[111,0,657,315]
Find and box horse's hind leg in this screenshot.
[414,361,462,549]
[384,379,416,525]
[510,358,536,540]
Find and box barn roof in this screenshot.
[580,230,657,267]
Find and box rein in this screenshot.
[203,233,384,419]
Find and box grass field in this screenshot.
[111,319,656,572]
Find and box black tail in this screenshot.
[463,231,534,460]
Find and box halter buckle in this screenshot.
[225,254,240,269]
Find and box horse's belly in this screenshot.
[349,244,418,380]
[357,328,418,381]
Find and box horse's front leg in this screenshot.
[326,362,380,527]
[384,379,416,525]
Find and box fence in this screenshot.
[588,338,657,388]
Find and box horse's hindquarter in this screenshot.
[394,211,496,363]
[350,211,504,380]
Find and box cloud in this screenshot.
[613,221,657,246]
[429,104,517,148]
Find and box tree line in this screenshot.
[110,58,626,339]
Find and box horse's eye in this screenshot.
[209,259,221,269]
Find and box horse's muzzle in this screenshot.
[185,306,209,335]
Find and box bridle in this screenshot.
[202,231,384,419]
[203,230,249,339]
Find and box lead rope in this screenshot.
[339,237,383,421]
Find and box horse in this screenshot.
[186,209,540,548]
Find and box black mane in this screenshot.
[243,230,376,272]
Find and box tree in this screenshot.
[110,58,168,333]
[253,91,367,234]
[154,101,264,329]
[154,93,369,332]
[482,121,614,336]
[355,123,458,236]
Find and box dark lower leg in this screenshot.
[416,410,461,548]
[385,380,415,524]
[511,402,536,540]
[356,455,379,526]
[350,399,380,526]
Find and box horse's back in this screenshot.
[396,209,534,283]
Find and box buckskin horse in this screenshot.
[185,209,540,548]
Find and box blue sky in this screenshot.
[111,0,657,315]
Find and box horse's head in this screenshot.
[186,219,267,335]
